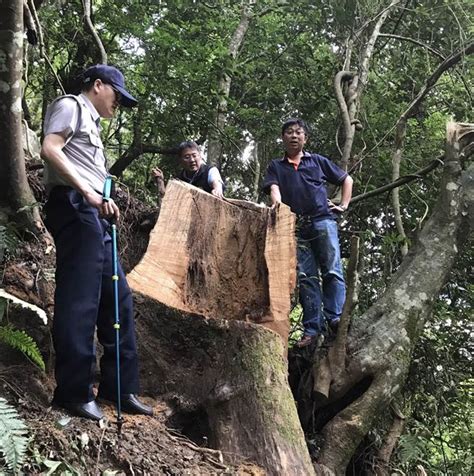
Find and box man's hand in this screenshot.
[211,185,224,199]
[101,198,120,220]
[84,190,120,220]
[270,184,282,208]
[152,168,164,183]
[328,199,347,214]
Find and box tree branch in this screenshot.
[378,33,445,60]
[27,0,65,94]
[390,41,473,255]
[376,403,406,473]
[207,0,255,166]
[350,156,444,205]
[401,41,474,121]
[109,143,177,178]
[392,119,409,256]
[334,71,358,170]
[357,0,401,97]
[332,236,360,372]
[82,0,107,64]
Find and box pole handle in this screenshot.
[103,176,113,202]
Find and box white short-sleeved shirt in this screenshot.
[207,167,223,185]
[43,94,108,193]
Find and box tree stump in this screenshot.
[128,181,314,475]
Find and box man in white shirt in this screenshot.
[41,64,152,420]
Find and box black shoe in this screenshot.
[53,399,104,421]
[295,334,318,348]
[329,318,340,332]
[99,393,153,416]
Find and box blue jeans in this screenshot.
[297,218,345,336]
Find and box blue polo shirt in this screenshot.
[263,152,347,220]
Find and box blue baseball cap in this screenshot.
[83,64,138,107]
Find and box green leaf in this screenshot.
[0,398,29,473]
[0,325,45,371]
[43,459,64,475]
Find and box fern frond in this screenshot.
[0,224,21,257]
[397,434,426,464]
[0,325,45,371]
[0,397,29,473]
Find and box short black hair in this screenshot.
[177,141,200,157]
[281,118,309,136]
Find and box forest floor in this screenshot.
[0,175,265,475]
[0,361,264,475]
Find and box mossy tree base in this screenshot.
[136,300,315,476]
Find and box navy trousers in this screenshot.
[44,187,139,403]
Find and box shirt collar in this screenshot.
[280,150,311,162]
[79,93,101,126]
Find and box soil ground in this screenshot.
[0,360,264,475]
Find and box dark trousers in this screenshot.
[44,187,139,403]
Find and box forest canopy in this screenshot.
[0,0,472,474]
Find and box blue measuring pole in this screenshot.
[103,176,123,432]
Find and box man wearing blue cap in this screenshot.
[41,65,153,420]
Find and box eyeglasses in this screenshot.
[110,85,122,104]
[181,152,200,161]
[284,128,306,136]
[103,82,122,104]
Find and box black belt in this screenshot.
[49,185,102,195]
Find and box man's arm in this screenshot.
[270,184,282,205]
[208,167,224,199]
[210,180,224,199]
[328,175,353,214]
[41,133,119,219]
[152,168,166,199]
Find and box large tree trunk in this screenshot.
[128,181,315,475]
[0,0,40,229]
[311,122,473,474]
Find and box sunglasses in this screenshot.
[103,82,122,103]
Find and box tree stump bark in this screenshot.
[128,181,314,475]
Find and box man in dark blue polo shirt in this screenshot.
[263,118,353,347]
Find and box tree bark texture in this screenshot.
[136,305,314,476]
[128,180,315,474]
[0,0,40,228]
[313,122,473,474]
